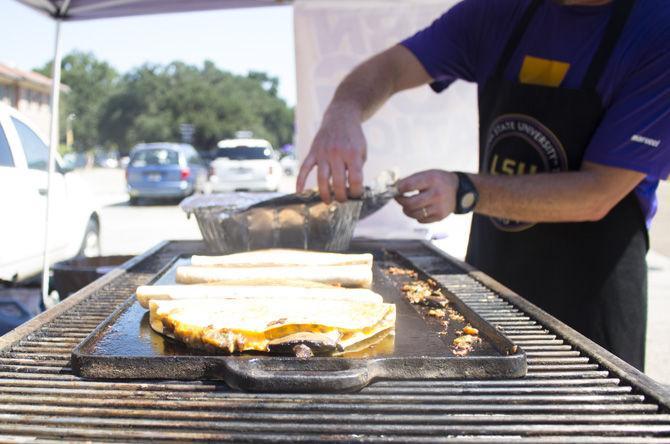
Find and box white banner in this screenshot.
[294,0,478,258]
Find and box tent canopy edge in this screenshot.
[14,0,292,21]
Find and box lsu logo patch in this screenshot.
[484,114,568,232]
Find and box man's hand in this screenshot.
[395,170,458,224]
[296,109,367,204]
[295,45,433,203]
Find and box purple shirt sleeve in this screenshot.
[584,44,670,180]
[400,0,483,91]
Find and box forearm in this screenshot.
[325,45,432,123]
[469,164,643,223]
[327,58,394,123]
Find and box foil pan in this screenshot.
[180,192,362,253]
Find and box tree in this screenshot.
[248,71,279,96]
[99,60,294,154]
[36,53,294,155]
[35,51,119,151]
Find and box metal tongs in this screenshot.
[246,173,399,220]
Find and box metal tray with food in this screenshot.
[71,246,526,393]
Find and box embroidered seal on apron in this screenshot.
[484,113,568,231]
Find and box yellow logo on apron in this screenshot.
[519,55,570,87]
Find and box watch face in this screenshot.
[461,192,476,210]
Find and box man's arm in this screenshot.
[395,162,645,223]
[296,45,432,203]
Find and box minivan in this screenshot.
[126,143,208,204]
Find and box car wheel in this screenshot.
[78,218,101,257]
[129,197,139,206]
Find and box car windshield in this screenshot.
[130,149,179,167]
[216,147,272,160]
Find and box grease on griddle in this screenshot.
[389,267,482,357]
[452,324,482,356]
[389,268,449,311]
[428,308,446,318]
[463,325,479,336]
[447,307,465,323]
[437,321,450,336]
[386,266,418,279]
[400,279,448,307]
[452,335,482,356]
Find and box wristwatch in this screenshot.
[454,172,479,214]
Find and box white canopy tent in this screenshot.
[13,0,292,304]
[16,0,288,20]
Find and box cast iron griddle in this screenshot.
[71,247,526,392]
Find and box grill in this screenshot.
[0,239,668,443]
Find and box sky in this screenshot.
[0,2,297,105]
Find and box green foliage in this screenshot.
[36,51,119,152]
[36,52,294,155]
[58,144,72,156]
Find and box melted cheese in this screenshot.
[150,299,395,353]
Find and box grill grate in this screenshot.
[0,240,668,443]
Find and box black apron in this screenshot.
[465,0,648,370]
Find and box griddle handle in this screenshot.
[221,359,373,393]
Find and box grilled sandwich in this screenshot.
[149,298,396,354]
[136,284,384,309]
[175,263,373,288]
[191,249,373,268]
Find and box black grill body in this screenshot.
[0,240,667,443]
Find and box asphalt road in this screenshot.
[77,168,669,385]
[77,168,297,256]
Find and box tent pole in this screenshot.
[41,19,63,307]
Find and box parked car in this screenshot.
[119,156,130,169]
[61,152,88,170]
[125,143,208,205]
[94,150,119,169]
[209,138,282,192]
[0,104,100,283]
[280,152,299,176]
[198,149,217,166]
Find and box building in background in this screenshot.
[0,63,68,138]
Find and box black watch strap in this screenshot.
[454,172,479,214]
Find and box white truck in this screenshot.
[0,104,100,283]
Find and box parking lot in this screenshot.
[77,168,297,256]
